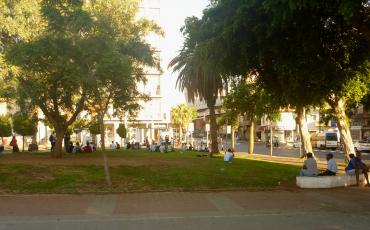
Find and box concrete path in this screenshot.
[1,188,370,230]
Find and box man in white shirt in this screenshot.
[319,153,337,176]
[224,148,234,163]
[110,141,117,149]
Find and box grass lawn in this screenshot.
[0,149,300,194]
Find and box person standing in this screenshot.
[49,132,56,151]
[9,135,19,153]
[64,133,71,152]
[300,152,318,176]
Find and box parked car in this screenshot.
[354,140,370,153]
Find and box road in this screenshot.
[229,141,370,161]
[1,189,370,230]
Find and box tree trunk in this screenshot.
[179,125,183,147]
[296,106,313,156]
[99,114,111,185]
[248,117,255,154]
[209,105,218,156]
[327,96,354,161]
[231,127,235,150]
[22,136,25,152]
[53,128,64,158]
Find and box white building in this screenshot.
[1,0,171,148]
[102,0,170,145]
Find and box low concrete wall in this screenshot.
[296,174,365,188]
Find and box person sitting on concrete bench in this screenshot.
[345,152,370,186]
[300,152,317,176]
[318,153,337,176]
[345,153,356,176]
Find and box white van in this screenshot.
[311,131,339,150]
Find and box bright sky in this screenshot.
[158,0,209,113]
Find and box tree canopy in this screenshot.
[0,115,12,139]
[195,0,370,158]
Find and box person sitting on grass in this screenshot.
[345,152,370,186]
[224,148,234,163]
[318,153,337,176]
[110,141,117,149]
[73,142,83,153]
[83,141,93,153]
[300,152,317,176]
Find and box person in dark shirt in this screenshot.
[83,142,93,153]
[346,152,369,186]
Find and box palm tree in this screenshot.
[169,17,225,155]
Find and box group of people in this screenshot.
[300,152,370,186]
[65,141,95,153]
[110,141,121,149]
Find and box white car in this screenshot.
[354,140,370,153]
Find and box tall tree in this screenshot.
[82,0,161,184]
[170,104,197,144]
[6,0,92,158]
[169,17,225,155]
[201,0,370,159]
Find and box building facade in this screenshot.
[350,105,370,141]
[102,0,170,145]
[0,0,170,148]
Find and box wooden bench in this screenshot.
[296,174,365,188]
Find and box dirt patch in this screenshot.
[0,154,198,167]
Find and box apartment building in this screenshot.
[102,0,170,145]
[0,0,170,147]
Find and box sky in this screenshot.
[158,0,209,113]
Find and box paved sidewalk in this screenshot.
[0,189,369,229]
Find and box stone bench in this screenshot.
[296,174,365,188]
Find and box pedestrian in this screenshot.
[300,152,318,176]
[49,132,56,151]
[9,135,19,153]
[67,141,74,153]
[64,132,70,152]
[318,153,337,176]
